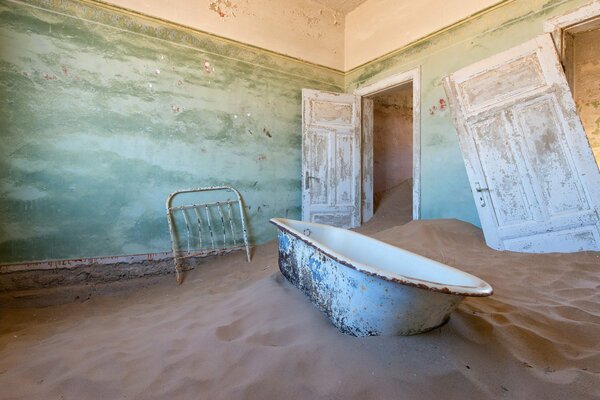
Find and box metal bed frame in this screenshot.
[166,186,251,284]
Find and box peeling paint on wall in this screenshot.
[428,98,448,116]
[348,0,597,226]
[208,0,237,18]
[105,0,346,69]
[0,0,341,264]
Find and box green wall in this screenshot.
[0,0,591,264]
[0,0,342,263]
[346,0,592,227]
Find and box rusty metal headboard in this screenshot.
[166,186,251,284]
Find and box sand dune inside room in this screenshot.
[1,0,600,398]
[1,185,599,399]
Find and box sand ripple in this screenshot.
[1,185,599,399]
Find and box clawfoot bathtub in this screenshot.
[270,218,493,336]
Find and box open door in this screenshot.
[302,89,361,228]
[444,34,600,253]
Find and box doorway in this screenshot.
[354,68,421,224]
[369,83,413,215]
[563,19,600,167]
[545,1,600,168]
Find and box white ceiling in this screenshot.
[313,0,369,14]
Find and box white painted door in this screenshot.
[302,89,361,228]
[444,34,600,253]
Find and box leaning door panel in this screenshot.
[444,34,600,252]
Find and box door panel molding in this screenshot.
[444,34,600,252]
[302,89,361,228]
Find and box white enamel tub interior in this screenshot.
[271,218,493,336]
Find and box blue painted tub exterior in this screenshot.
[270,218,493,336]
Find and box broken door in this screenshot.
[444,34,600,252]
[302,89,361,228]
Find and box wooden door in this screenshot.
[301,89,361,228]
[444,34,600,252]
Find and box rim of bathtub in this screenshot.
[270,218,493,297]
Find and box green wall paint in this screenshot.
[0,0,592,264]
[0,0,342,263]
[346,0,592,227]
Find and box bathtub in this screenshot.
[270,218,493,336]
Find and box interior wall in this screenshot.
[2,0,594,264]
[344,0,503,70]
[347,0,595,226]
[572,27,600,167]
[372,84,413,194]
[103,0,346,70]
[0,0,343,264]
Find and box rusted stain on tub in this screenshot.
[272,219,491,297]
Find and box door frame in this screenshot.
[544,0,600,57]
[354,68,421,221]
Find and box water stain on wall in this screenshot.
[0,0,341,264]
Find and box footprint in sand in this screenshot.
[245,328,294,347]
[215,318,245,342]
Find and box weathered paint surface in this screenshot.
[271,218,492,336]
[360,97,374,222]
[3,0,597,265]
[104,0,347,70]
[571,27,600,167]
[0,0,342,264]
[301,89,361,228]
[347,0,599,229]
[372,84,413,195]
[444,34,600,252]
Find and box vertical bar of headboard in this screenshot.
[217,202,227,246]
[204,204,215,249]
[181,209,191,254]
[227,201,238,247]
[193,207,204,251]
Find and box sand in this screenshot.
[1,184,599,400]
